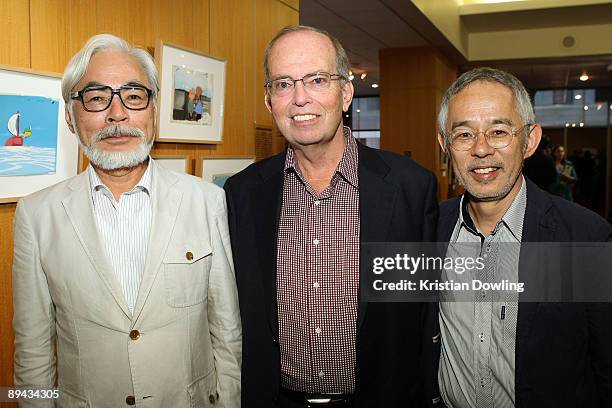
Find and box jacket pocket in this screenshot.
[187,369,219,408]
[164,240,213,307]
[57,388,88,407]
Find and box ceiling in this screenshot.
[300,0,612,96]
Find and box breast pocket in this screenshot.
[164,240,213,307]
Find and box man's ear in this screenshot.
[65,105,76,134]
[437,133,448,154]
[264,93,272,113]
[523,124,542,159]
[341,80,354,112]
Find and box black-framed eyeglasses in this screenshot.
[447,123,533,151]
[70,84,153,112]
[264,72,344,97]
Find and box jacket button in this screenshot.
[186,251,194,261]
[209,394,216,404]
[129,330,140,340]
[126,395,136,405]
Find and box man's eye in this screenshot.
[274,81,292,90]
[310,76,329,86]
[85,94,107,103]
[126,93,144,101]
[490,129,510,137]
[455,132,473,139]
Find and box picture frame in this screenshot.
[151,154,189,174]
[0,65,79,203]
[195,156,255,188]
[156,41,226,144]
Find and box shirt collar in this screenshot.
[283,126,359,188]
[458,176,526,241]
[88,157,153,198]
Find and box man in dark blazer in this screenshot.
[225,25,440,407]
[436,67,612,407]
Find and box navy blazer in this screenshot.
[437,178,612,407]
[225,143,440,407]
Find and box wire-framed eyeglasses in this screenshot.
[265,72,344,97]
[447,123,533,151]
[70,84,153,112]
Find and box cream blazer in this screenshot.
[12,161,241,407]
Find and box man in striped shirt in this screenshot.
[12,34,241,407]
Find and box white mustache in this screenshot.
[93,125,145,143]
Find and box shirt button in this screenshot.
[313,238,320,246]
[126,395,136,405]
[186,251,194,261]
[314,200,320,206]
[315,327,322,334]
[129,330,140,340]
[313,282,320,289]
[319,370,325,378]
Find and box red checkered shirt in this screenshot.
[277,128,360,393]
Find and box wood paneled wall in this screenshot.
[0,0,298,394]
[379,47,456,201]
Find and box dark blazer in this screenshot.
[225,143,440,407]
[438,177,612,407]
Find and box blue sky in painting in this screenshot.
[0,94,59,148]
[173,65,212,98]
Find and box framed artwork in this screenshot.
[196,156,255,188]
[156,41,226,144]
[152,154,189,173]
[0,65,79,203]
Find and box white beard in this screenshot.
[77,124,153,170]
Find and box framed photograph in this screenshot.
[152,154,189,174]
[156,41,226,144]
[196,156,255,188]
[0,65,79,203]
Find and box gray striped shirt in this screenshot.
[88,162,153,313]
[439,177,526,408]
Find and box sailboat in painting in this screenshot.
[0,95,58,176]
[5,111,33,146]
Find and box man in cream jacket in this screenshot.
[12,34,241,407]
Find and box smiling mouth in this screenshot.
[472,167,499,174]
[292,114,317,122]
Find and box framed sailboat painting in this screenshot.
[0,66,78,203]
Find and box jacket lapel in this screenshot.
[357,144,397,332]
[515,179,554,387]
[253,153,286,339]
[132,162,183,323]
[61,171,132,318]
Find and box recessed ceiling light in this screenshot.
[575,94,582,100]
[572,123,576,127]
[356,109,361,113]
[371,83,379,88]
[579,73,589,81]
[584,106,589,111]
[565,123,570,127]
[579,122,584,127]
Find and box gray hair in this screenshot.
[263,25,350,87]
[61,34,159,112]
[438,67,535,146]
